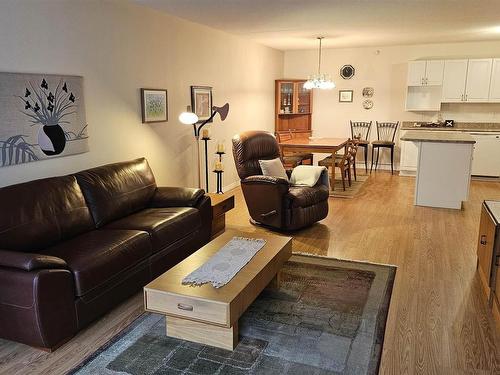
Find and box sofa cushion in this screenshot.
[104,207,201,253]
[0,176,94,252]
[43,230,151,297]
[76,158,157,227]
[286,185,330,208]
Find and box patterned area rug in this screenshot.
[71,255,395,375]
[330,174,370,198]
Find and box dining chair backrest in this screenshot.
[340,138,352,165]
[347,137,359,162]
[350,121,372,141]
[275,131,292,143]
[376,121,399,142]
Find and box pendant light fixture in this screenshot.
[303,37,335,90]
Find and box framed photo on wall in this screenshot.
[339,90,353,103]
[141,88,168,123]
[191,86,213,123]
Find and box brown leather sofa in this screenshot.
[232,131,329,231]
[0,158,211,350]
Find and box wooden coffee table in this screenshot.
[143,229,292,350]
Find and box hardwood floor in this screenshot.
[1,172,499,374]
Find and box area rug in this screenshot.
[70,255,395,375]
[330,174,370,198]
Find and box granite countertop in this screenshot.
[485,200,500,225]
[401,122,500,133]
[400,130,476,144]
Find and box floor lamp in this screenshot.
[179,103,229,190]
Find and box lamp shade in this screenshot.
[178,106,198,125]
[213,103,229,121]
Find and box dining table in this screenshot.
[278,137,349,191]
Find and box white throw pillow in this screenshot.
[258,158,288,180]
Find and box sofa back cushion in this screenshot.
[76,158,157,227]
[0,176,94,252]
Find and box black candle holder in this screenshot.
[201,136,210,192]
[213,170,224,194]
[213,151,225,194]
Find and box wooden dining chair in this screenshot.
[370,121,399,174]
[318,138,352,191]
[350,121,372,173]
[275,131,313,168]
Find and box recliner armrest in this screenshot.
[0,249,67,271]
[242,175,290,187]
[150,187,205,208]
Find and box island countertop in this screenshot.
[400,130,476,144]
[485,200,500,224]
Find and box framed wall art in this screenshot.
[339,90,354,102]
[0,72,88,167]
[191,86,213,123]
[141,88,168,123]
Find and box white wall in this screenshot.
[0,0,283,189]
[284,41,500,166]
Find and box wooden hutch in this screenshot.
[275,79,313,137]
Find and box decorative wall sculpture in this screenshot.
[0,72,88,167]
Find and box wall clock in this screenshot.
[340,65,355,79]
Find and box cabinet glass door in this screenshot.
[297,83,311,114]
[279,82,294,114]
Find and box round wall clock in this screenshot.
[340,65,355,79]
[363,99,373,110]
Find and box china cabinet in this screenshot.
[275,79,313,133]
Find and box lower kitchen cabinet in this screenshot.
[476,201,500,325]
[470,133,500,177]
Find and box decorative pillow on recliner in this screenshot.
[258,158,288,180]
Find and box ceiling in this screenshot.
[134,0,500,51]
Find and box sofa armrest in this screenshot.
[0,249,67,272]
[150,187,205,208]
[243,175,290,187]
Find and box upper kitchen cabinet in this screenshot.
[442,59,493,103]
[489,58,500,102]
[465,59,493,102]
[442,59,468,102]
[407,60,444,86]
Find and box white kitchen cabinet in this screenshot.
[471,133,500,177]
[399,140,419,175]
[489,58,500,102]
[466,59,493,102]
[407,60,444,86]
[407,61,427,86]
[442,60,468,102]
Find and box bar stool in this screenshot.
[370,121,399,174]
[350,121,372,173]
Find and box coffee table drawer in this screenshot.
[145,290,228,326]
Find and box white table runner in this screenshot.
[182,237,266,288]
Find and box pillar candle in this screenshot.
[217,142,225,153]
[201,128,210,139]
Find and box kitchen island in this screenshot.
[400,130,476,209]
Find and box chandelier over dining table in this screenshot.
[303,37,335,90]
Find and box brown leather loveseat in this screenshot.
[0,158,211,350]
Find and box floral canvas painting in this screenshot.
[0,72,88,167]
[141,89,167,123]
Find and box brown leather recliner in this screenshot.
[232,131,329,231]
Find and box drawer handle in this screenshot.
[480,235,487,245]
[177,303,193,311]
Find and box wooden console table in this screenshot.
[207,193,235,238]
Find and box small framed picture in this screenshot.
[191,86,213,123]
[141,88,168,123]
[339,90,353,103]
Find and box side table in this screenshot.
[207,193,235,238]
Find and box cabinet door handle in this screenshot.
[177,303,194,311]
[480,235,487,245]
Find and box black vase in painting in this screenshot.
[38,124,66,156]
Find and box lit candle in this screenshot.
[215,161,223,171]
[201,128,210,139]
[217,142,225,153]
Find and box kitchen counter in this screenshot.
[403,131,474,209]
[485,200,500,224]
[401,122,500,133]
[401,130,476,144]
